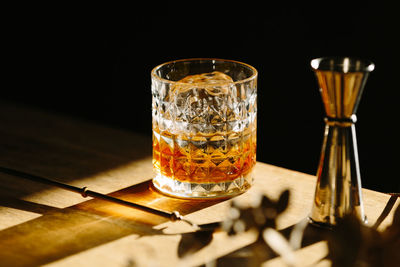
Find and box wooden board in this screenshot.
[0,101,398,267]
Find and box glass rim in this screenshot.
[151,58,258,86]
[310,56,375,73]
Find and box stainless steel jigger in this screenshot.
[309,57,375,228]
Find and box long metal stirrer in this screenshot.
[0,166,188,223]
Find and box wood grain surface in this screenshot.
[0,101,398,267]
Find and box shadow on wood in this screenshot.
[0,101,153,200]
[0,180,226,267]
[210,220,329,266]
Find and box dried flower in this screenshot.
[327,196,400,267]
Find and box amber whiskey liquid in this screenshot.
[152,127,256,184]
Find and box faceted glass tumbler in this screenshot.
[151,58,258,198]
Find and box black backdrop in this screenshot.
[4,3,399,192]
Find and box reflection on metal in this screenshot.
[309,57,375,227]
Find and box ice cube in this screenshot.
[177,71,233,84]
[170,71,237,131]
[172,71,233,95]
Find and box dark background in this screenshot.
[4,3,399,193]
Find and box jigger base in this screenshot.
[308,215,368,229]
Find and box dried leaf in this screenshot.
[180,190,295,263]
[263,228,295,266]
[391,202,400,227]
[373,195,398,229]
[260,195,274,210]
[326,211,400,267]
[380,203,400,267]
[177,229,214,258]
[213,241,272,267]
[327,215,363,267]
[289,218,309,250]
[276,189,290,214]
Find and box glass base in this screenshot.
[152,173,253,199]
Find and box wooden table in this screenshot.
[0,101,398,267]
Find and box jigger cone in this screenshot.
[310,57,374,227]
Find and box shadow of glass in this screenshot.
[0,180,226,267]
